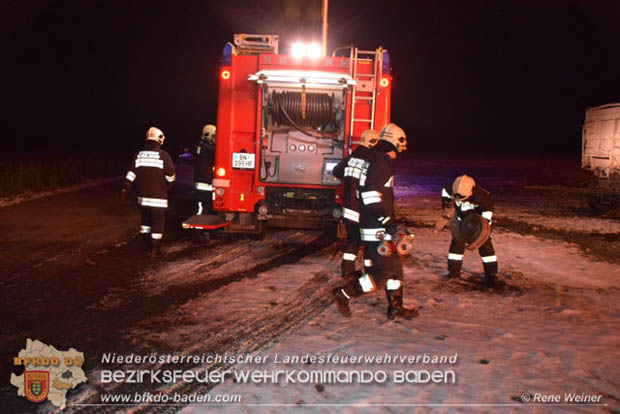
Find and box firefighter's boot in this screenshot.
[332,279,362,317]
[483,272,497,285]
[482,258,498,285]
[386,287,419,320]
[443,270,460,279]
[142,233,151,255]
[445,257,462,279]
[332,288,351,317]
[150,239,162,259]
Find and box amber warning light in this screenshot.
[216,167,227,177]
[380,77,390,87]
[221,70,231,80]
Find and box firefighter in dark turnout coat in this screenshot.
[194,124,216,215]
[332,129,379,278]
[121,127,176,258]
[333,124,419,320]
[441,174,498,283]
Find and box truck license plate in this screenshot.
[232,153,255,169]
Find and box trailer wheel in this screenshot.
[585,181,618,214]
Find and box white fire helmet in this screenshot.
[379,123,407,152]
[201,124,216,143]
[146,127,165,145]
[452,175,476,201]
[354,129,380,148]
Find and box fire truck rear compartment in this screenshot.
[259,130,342,185]
[259,86,345,187]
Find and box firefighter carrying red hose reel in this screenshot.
[332,123,419,320]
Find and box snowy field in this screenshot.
[9,156,618,414]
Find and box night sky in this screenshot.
[3,0,619,157]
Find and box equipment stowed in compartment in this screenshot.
[270,90,338,131]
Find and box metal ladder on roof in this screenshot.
[349,47,382,139]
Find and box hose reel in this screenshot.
[270,90,337,130]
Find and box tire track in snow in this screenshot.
[139,232,334,298]
[0,232,340,414]
[66,271,338,414]
[92,231,332,311]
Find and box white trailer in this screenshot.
[582,103,620,212]
[526,103,620,214]
[583,103,620,179]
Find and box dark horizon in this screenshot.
[3,0,619,158]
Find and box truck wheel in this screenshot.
[586,194,618,214]
[585,181,618,214]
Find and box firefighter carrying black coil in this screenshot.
[437,174,498,284]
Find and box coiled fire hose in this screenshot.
[376,228,415,256]
[271,90,335,129]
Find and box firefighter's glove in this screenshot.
[441,205,455,219]
[120,189,128,203]
[385,221,398,236]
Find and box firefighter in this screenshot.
[194,124,216,215]
[121,126,176,258]
[332,123,419,320]
[441,174,498,283]
[332,129,379,278]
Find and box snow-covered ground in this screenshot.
[173,231,618,414]
[17,156,617,414]
[0,177,120,209]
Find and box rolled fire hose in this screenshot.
[377,229,415,257]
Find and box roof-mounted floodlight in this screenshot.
[291,42,322,60]
[307,43,321,59]
[291,42,305,59]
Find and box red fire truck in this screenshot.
[184,34,393,236]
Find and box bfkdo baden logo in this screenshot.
[25,371,50,403]
[10,339,87,410]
